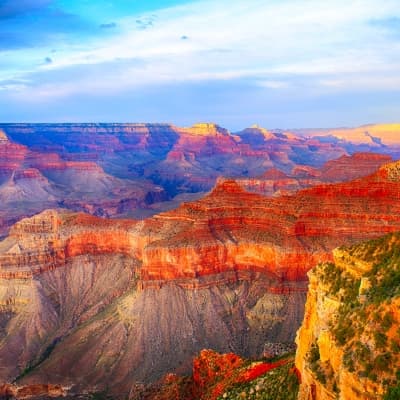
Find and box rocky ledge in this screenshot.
[296,232,400,400]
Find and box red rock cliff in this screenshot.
[2,161,400,287]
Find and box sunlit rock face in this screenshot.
[237,152,393,197]
[296,123,400,146]
[0,383,65,399]
[296,232,400,400]
[0,160,400,395]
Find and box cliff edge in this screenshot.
[296,232,400,399]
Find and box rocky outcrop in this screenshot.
[180,123,231,137]
[295,232,400,400]
[136,350,298,400]
[318,153,393,182]
[238,153,393,197]
[0,384,65,399]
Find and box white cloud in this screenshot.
[319,74,400,91]
[258,80,290,89]
[4,0,400,99]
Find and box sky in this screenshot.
[0,0,400,129]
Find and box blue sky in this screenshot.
[0,0,400,129]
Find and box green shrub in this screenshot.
[384,385,400,400]
[381,312,394,331]
[374,353,392,372]
[308,343,320,364]
[374,332,387,349]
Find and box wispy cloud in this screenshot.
[22,1,400,90]
[258,81,290,90]
[1,0,400,126]
[99,22,117,29]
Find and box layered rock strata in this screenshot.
[296,232,400,399]
[0,161,400,394]
[1,122,398,238]
[238,153,393,196]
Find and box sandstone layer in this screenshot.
[296,232,400,399]
[238,153,392,196]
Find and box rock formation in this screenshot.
[135,350,298,400]
[0,384,65,399]
[318,152,393,182]
[237,152,393,197]
[296,232,400,399]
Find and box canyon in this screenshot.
[0,122,398,240]
[0,122,400,398]
[0,155,400,397]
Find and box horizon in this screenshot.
[1,0,400,128]
[0,121,399,134]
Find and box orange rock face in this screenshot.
[2,161,400,286]
[239,152,393,197]
[139,349,290,400]
[192,350,244,399]
[0,383,65,399]
[139,162,400,284]
[296,231,400,400]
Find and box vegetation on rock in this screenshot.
[137,350,299,400]
[298,231,400,399]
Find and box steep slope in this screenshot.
[0,169,56,204]
[1,161,400,395]
[296,233,400,400]
[238,153,393,196]
[0,209,307,393]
